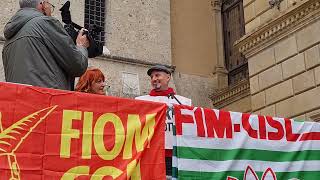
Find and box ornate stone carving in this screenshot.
[269,0,284,10]
[211,0,222,11]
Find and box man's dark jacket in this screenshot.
[2,8,88,90]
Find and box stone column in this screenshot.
[211,0,228,89]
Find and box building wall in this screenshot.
[250,20,320,121]
[0,0,170,98]
[0,0,19,37]
[170,0,231,108]
[172,73,215,108]
[0,0,84,36]
[223,95,252,113]
[105,0,171,65]
[209,0,253,112]
[0,0,217,108]
[171,0,217,76]
[243,0,304,33]
[238,0,320,121]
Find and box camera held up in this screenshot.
[59,1,103,58]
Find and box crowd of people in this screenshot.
[1,0,191,178]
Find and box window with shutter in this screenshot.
[222,0,248,85]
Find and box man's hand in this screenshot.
[76,28,89,48]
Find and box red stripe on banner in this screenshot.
[300,132,320,141]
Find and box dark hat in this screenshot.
[147,65,171,76]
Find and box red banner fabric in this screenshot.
[0,82,166,180]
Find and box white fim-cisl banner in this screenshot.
[172,105,320,180]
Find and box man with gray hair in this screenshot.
[136,65,192,179]
[2,0,89,90]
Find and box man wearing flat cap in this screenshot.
[136,65,191,179]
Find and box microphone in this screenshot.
[168,93,182,105]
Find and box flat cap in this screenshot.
[147,65,171,76]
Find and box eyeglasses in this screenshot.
[41,1,55,13]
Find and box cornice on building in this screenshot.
[236,0,320,57]
[309,112,320,122]
[97,54,175,72]
[210,79,250,108]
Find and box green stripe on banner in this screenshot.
[172,167,178,178]
[177,170,320,180]
[173,146,177,156]
[177,147,320,162]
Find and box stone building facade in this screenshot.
[0,0,224,108]
[204,0,320,122]
[235,0,320,121]
[1,0,320,122]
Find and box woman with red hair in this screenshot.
[75,68,106,95]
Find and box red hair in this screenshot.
[75,68,105,93]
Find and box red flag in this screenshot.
[0,82,166,179]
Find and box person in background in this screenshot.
[75,68,106,95]
[135,64,192,179]
[2,0,89,90]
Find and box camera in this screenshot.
[83,29,89,36]
[59,1,103,58]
